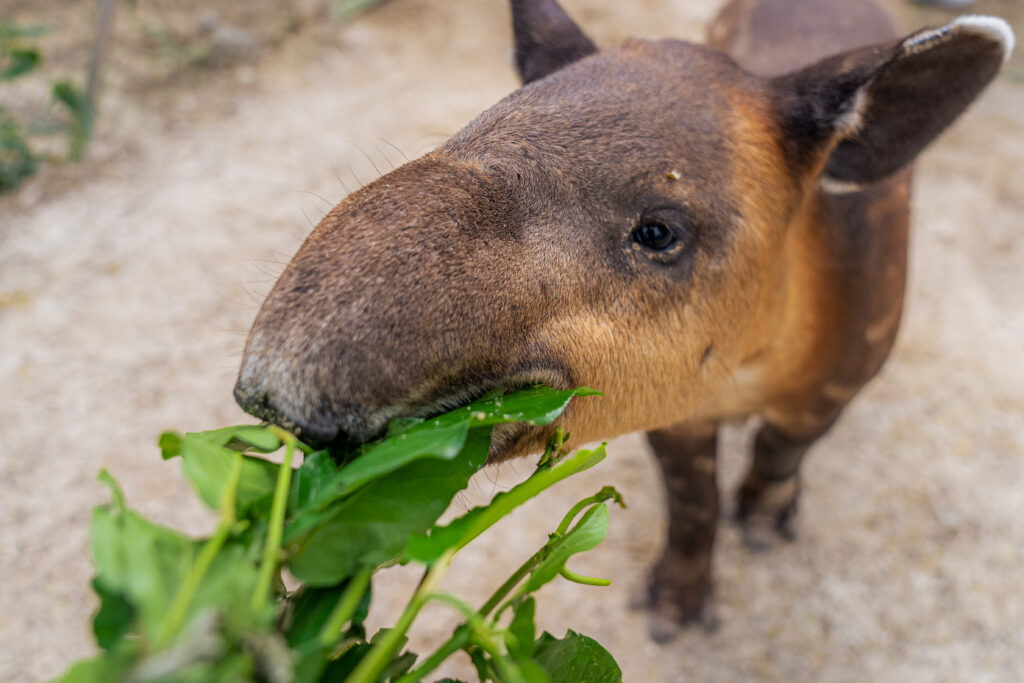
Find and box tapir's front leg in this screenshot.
[735,409,842,550]
[642,421,720,640]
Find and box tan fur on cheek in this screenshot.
[527,292,727,449]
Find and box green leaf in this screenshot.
[51,79,92,161]
[330,0,387,20]
[177,435,278,517]
[386,416,424,437]
[507,597,537,661]
[187,542,267,634]
[91,579,134,650]
[333,418,469,494]
[290,450,336,510]
[463,386,601,428]
[1,47,40,80]
[532,631,622,683]
[384,650,418,680]
[0,23,47,40]
[288,427,492,586]
[52,650,133,683]
[524,503,608,593]
[90,477,199,640]
[406,444,607,564]
[321,642,372,681]
[286,583,346,647]
[52,79,88,116]
[195,424,282,452]
[287,387,599,528]
[158,431,183,459]
[468,648,491,683]
[0,113,37,193]
[518,659,551,683]
[336,386,598,503]
[90,471,268,647]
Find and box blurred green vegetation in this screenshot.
[0,21,91,193]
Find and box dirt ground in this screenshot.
[1,0,1022,681]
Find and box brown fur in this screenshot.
[235,0,1012,632]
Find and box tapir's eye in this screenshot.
[632,221,677,251]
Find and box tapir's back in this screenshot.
[708,0,899,75]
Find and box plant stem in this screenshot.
[155,451,243,647]
[416,444,606,565]
[559,566,611,586]
[428,594,525,683]
[556,496,601,536]
[400,541,560,681]
[556,487,624,536]
[318,565,373,647]
[478,545,550,618]
[396,593,520,683]
[393,628,470,683]
[252,438,296,613]
[344,550,454,683]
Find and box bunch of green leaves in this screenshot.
[56,386,624,683]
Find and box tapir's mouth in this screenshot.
[241,367,571,458]
[381,369,571,460]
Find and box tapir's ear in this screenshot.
[511,0,597,84]
[774,16,1014,189]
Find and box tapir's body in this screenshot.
[644,0,914,632]
[235,0,1013,636]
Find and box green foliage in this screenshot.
[0,22,91,192]
[1,46,41,81]
[55,386,624,682]
[0,23,43,191]
[330,0,389,20]
[51,79,93,162]
[0,113,37,192]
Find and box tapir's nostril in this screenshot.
[233,379,341,446]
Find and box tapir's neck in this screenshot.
[701,169,912,424]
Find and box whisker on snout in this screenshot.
[296,189,337,209]
[377,137,411,164]
[371,141,398,172]
[331,166,354,197]
[345,139,386,181]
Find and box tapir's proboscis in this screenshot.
[236,0,1014,638]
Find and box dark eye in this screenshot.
[632,221,677,251]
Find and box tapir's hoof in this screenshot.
[630,574,718,641]
[734,476,800,551]
[736,509,799,552]
[644,600,720,642]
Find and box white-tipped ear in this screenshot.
[950,16,1015,63]
[774,14,1013,187]
[903,15,1015,64]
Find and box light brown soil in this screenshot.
[1,1,1022,681]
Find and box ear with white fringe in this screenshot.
[773,15,1014,192]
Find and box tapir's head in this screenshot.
[235,0,1012,456]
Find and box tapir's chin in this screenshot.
[486,421,553,463]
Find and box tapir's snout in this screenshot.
[233,319,401,447]
[232,154,569,451]
[233,373,341,447]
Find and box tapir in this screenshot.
[234,0,1014,635]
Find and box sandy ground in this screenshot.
[1,0,1023,681]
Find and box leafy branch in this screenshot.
[56,386,623,683]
